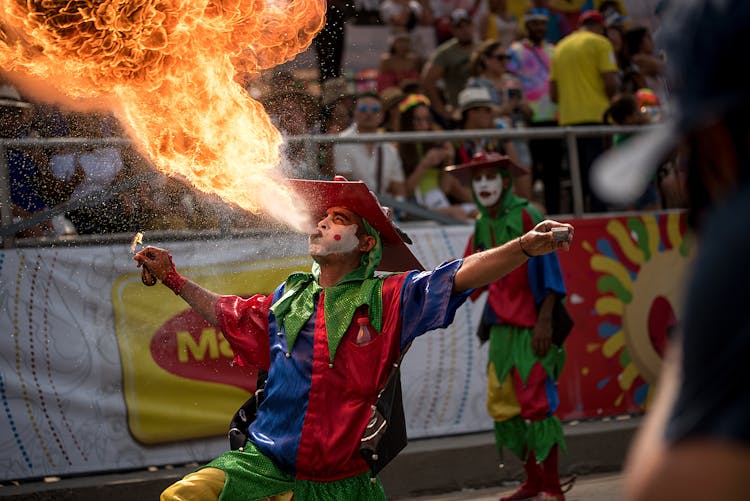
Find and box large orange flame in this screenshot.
[0,0,326,231]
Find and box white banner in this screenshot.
[0,225,491,481]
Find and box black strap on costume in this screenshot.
[228,370,267,451]
[359,343,411,476]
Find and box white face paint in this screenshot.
[472,171,503,207]
[308,215,361,257]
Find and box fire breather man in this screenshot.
[134,177,573,501]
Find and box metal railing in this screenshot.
[0,124,657,248]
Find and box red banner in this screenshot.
[555,211,692,420]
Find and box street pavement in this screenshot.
[400,472,624,501]
[0,419,636,500]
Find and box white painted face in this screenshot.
[472,170,503,207]
[308,209,361,258]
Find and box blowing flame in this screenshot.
[0,0,326,232]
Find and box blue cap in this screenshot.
[593,0,750,204]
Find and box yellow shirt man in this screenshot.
[550,29,618,125]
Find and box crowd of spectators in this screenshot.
[1,0,686,240]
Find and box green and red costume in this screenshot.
[460,167,568,500]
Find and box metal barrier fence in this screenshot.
[0,124,655,248]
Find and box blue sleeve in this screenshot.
[398,259,473,350]
[527,253,566,305]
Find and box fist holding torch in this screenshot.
[133,246,188,295]
[517,220,574,258]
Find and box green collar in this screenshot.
[473,172,529,250]
[270,220,386,363]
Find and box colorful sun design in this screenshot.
[583,213,693,408]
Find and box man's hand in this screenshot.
[519,220,574,257]
[133,246,176,282]
[531,314,553,357]
[135,247,218,323]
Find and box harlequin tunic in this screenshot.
[465,194,567,461]
[214,260,470,484]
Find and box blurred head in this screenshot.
[456,87,498,128]
[470,40,508,77]
[389,33,412,55]
[606,25,624,53]
[578,10,606,35]
[398,94,433,132]
[603,94,648,125]
[523,8,549,42]
[321,76,356,109]
[322,97,353,134]
[624,27,653,56]
[450,9,475,45]
[264,89,320,136]
[353,92,384,133]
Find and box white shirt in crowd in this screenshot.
[333,124,405,196]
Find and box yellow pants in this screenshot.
[487,361,521,422]
[160,467,293,501]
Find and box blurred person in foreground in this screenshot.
[135,177,574,501]
[447,152,572,501]
[591,0,750,499]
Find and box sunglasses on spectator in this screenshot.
[357,104,382,113]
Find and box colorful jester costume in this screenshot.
[163,180,471,501]
[467,188,567,455]
[449,153,568,501]
[206,258,468,500]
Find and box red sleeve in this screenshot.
[215,294,272,370]
[463,235,487,301]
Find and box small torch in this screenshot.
[130,232,157,286]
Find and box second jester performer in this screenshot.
[447,153,571,501]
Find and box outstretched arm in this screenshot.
[453,220,573,292]
[134,246,220,325]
